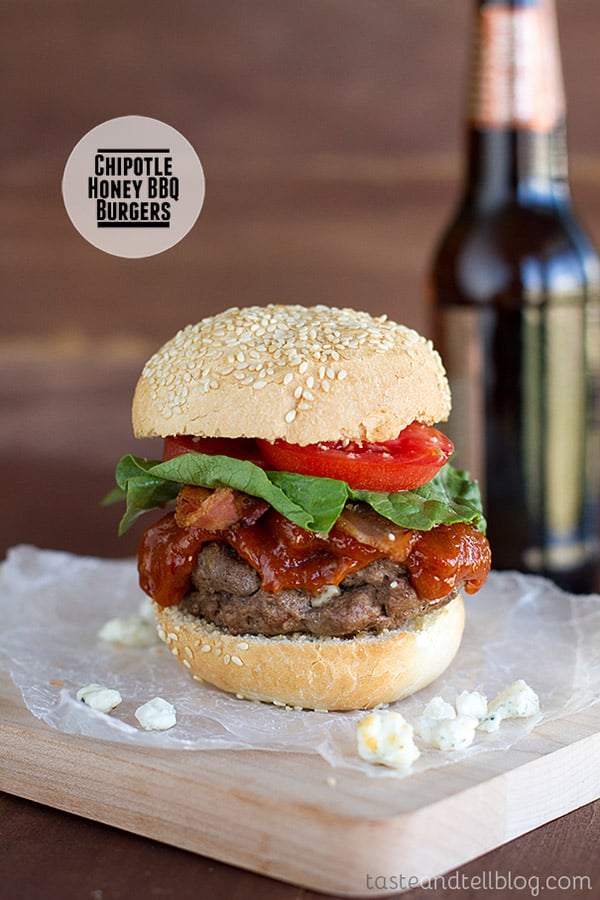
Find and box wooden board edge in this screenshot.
[1,707,599,896]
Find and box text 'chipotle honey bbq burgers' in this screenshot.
[109,305,491,710]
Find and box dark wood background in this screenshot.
[3,0,600,560]
[1,2,599,898]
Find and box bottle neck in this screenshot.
[464,124,570,208]
[464,0,570,209]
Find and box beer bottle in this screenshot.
[429,0,600,593]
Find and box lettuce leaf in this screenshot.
[351,464,486,532]
[106,452,486,536]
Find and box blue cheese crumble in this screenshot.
[478,679,540,732]
[356,680,540,768]
[98,598,158,648]
[76,683,122,713]
[357,710,420,769]
[135,697,177,731]
[413,695,478,751]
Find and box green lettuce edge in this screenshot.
[105,452,486,537]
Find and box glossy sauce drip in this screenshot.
[138,510,491,608]
[229,510,383,593]
[406,523,492,600]
[138,513,203,607]
[138,510,384,606]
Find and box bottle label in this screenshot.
[469,0,565,132]
[438,299,600,573]
[522,302,588,570]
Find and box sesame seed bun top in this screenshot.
[132,304,451,444]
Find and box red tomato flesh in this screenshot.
[162,422,453,493]
[162,435,268,467]
[256,422,453,492]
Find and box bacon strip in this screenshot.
[175,485,268,530]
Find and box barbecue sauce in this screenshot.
[138,509,491,609]
[229,511,382,593]
[406,523,492,601]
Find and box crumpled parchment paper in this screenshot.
[0,545,598,777]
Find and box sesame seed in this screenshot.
[236,641,249,650]
[223,654,231,665]
[231,655,244,667]
[139,305,443,431]
[184,646,194,659]
[200,644,211,653]
[182,658,191,669]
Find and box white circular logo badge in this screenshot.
[62,116,205,258]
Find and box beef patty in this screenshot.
[179,541,455,638]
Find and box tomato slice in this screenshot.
[163,435,268,467]
[256,422,453,492]
[162,423,453,492]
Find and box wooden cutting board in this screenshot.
[0,670,598,897]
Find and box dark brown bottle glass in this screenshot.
[429,0,600,593]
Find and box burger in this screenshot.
[109,304,491,710]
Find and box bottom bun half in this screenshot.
[154,594,465,711]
